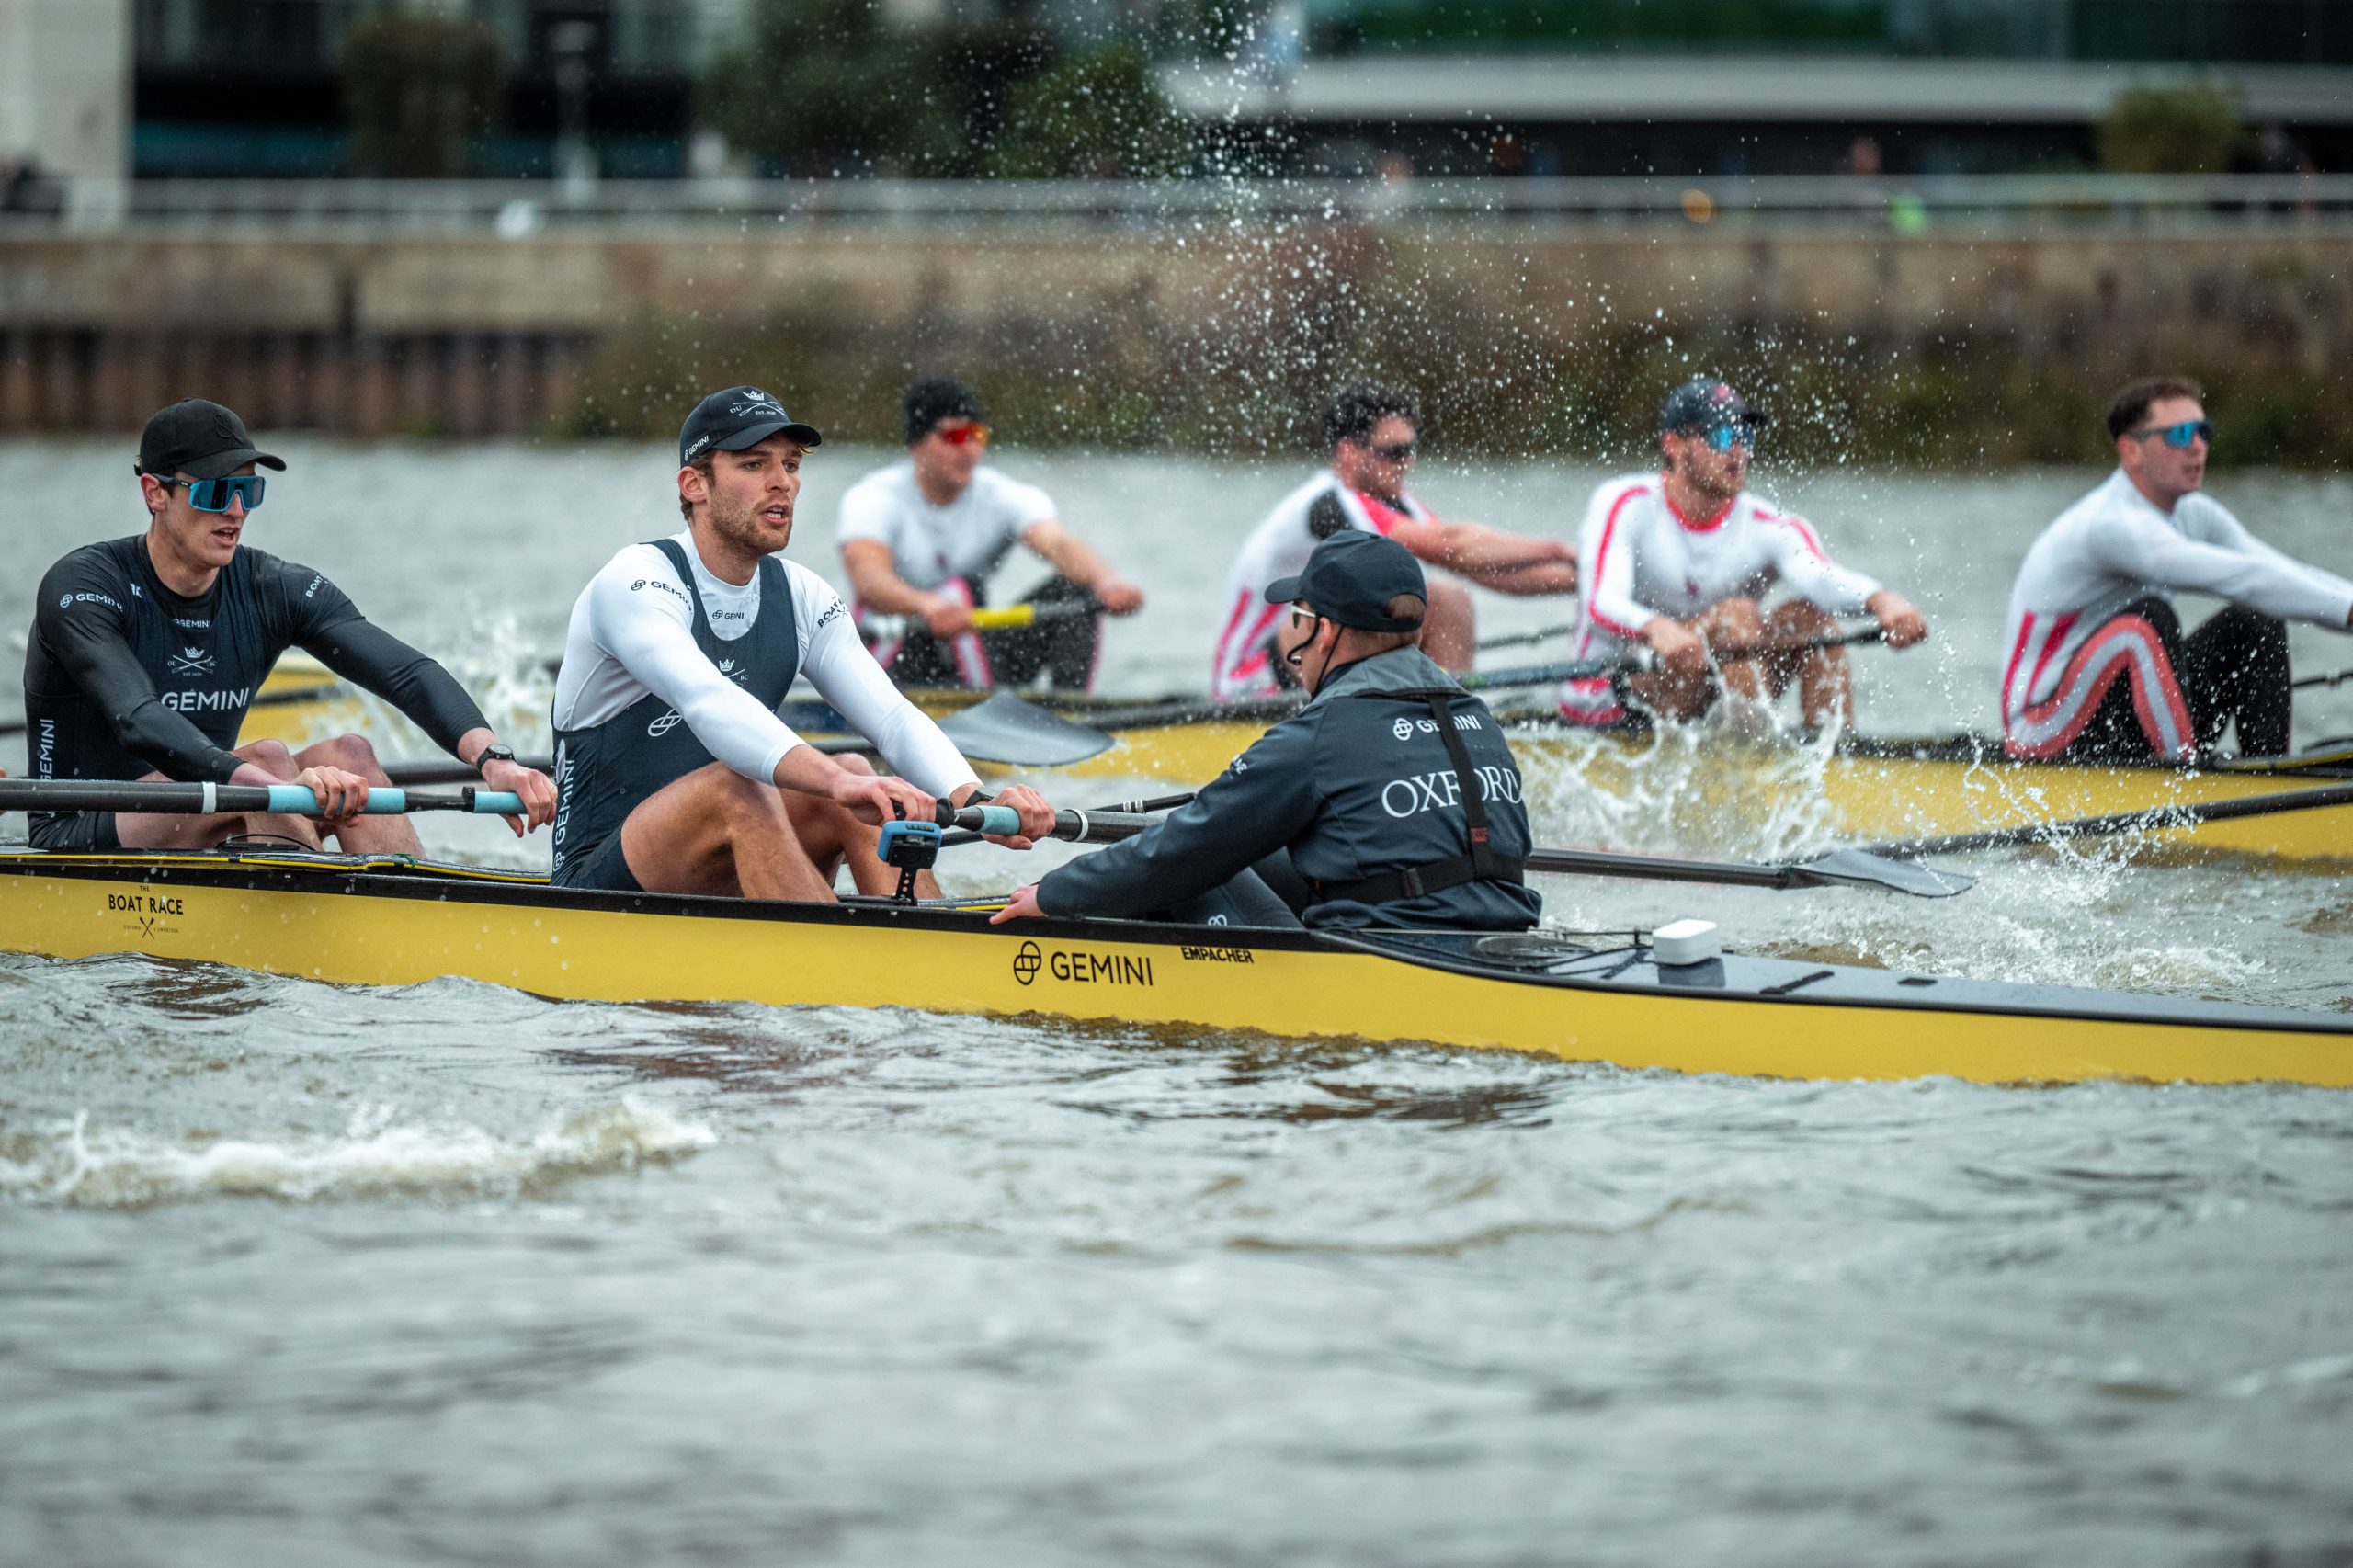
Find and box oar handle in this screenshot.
[939,802,1153,844]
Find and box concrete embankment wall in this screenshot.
[4,223,2348,462]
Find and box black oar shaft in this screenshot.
[1865,779,2353,860]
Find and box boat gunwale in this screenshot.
[2,848,2347,1042]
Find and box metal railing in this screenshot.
[6,172,2349,235]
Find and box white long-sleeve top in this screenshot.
[1561,473,1881,721]
[1998,470,2353,726]
[551,528,978,796]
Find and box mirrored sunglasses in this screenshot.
[2131,419,2214,449]
[935,423,990,448]
[164,474,267,513]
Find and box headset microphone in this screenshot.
[1284,614,1323,666]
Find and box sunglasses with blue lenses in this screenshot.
[1684,424,1756,453]
[162,474,267,513]
[2130,419,2214,449]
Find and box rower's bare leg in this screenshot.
[115,739,326,851]
[779,754,941,900]
[619,763,839,901]
[1421,578,1476,673]
[1760,600,1852,729]
[295,733,422,855]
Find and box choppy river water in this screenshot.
[2,437,2349,1565]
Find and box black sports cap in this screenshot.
[136,398,286,480]
[904,377,986,445]
[1265,528,1428,633]
[1658,376,1768,435]
[678,386,823,467]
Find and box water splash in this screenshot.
[0,1097,712,1210]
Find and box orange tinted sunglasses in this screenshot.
[936,422,991,448]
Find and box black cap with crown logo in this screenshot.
[136,399,286,479]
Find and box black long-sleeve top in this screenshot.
[23,535,487,801]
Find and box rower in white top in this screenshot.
[1998,375,2353,763]
[1560,377,1927,730]
[1212,382,1578,699]
[548,385,1054,900]
[837,377,1144,692]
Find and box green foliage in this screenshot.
[2097,80,2248,175]
[341,12,504,179]
[986,44,1193,179]
[701,0,1064,176]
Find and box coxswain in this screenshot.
[837,377,1144,691]
[23,398,555,854]
[1999,376,2352,762]
[1560,377,1927,729]
[549,386,1054,898]
[996,529,1542,932]
[1211,382,1577,700]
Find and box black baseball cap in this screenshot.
[678,386,823,466]
[1658,377,1768,435]
[1265,528,1428,632]
[136,399,285,480]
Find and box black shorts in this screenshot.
[553,833,642,893]
[27,811,120,852]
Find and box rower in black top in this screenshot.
[20,398,556,854]
[994,528,1543,933]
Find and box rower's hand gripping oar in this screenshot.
[0,779,526,817]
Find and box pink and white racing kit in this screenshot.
[1559,473,1881,724]
[1211,468,1430,700]
[1998,470,2352,759]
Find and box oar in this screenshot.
[1460,625,1892,695]
[938,790,1196,847]
[943,801,1154,845]
[1477,621,1578,653]
[0,779,525,816]
[2292,665,2353,691]
[858,598,1100,639]
[934,691,1115,766]
[1528,845,1972,897]
[1858,778,2353,861]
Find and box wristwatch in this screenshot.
[474,743,517,778]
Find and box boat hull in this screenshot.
[1,850,2345,1088]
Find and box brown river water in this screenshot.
[1,437,2348,1565]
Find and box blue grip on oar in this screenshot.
[266,784,335,813]
[971,804,1022,837]
[469,790,526,815]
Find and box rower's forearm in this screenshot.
[770,744,849,798]
[1472,559,1581,596]
[1032,530,1111,589]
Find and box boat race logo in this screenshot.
[648,710,684,737]
[731,391,786,419]
[1010,940,1154,988]
[166,644,217,677]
